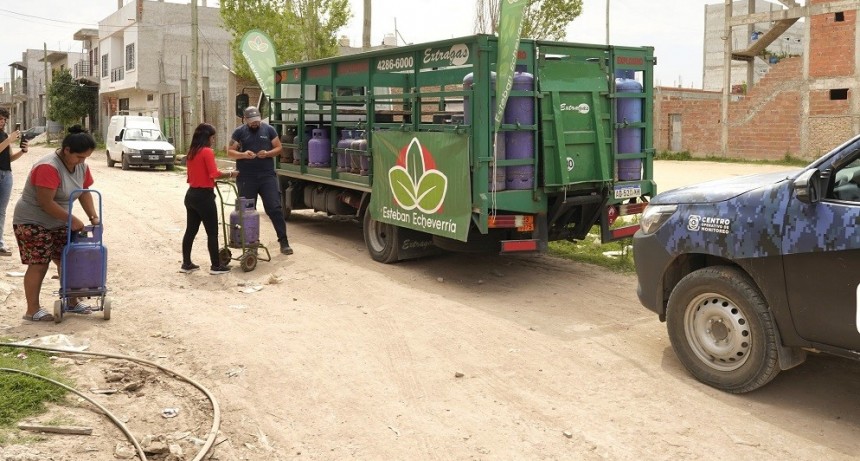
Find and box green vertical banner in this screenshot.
[494,0,528,129]
[370,132,471,242]
[240,29,277,98]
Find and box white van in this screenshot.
[105,116,176,171]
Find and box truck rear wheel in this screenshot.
[666,266,780,393]
[363,211,400,263]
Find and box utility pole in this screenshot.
[191,0,200,130]
[605,0,610,45]
[44,43,50,140]
[721,0,732,158]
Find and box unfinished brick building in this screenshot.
[654,0,860,160]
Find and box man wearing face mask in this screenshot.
[227,106,292,255]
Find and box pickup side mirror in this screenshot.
[794,169,821,204]
[114,135,122,142]
[168,137,174,144]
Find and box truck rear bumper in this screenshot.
[632,230,672,317]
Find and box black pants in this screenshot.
[183,187,220,267]
[237,172,288,242]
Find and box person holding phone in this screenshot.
[0,108,28,256]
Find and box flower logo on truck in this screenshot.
[388,137,448,214]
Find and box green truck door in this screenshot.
[538,55,612,187]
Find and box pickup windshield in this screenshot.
[124,128,166,142]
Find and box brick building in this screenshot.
[656,0,860,160]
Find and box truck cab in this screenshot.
[106,115,176,171]
[634,135,860,393]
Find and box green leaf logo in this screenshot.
[388,137,448,214]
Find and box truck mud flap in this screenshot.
[396,227,441,261]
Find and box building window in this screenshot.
[147,94,154,101]
[101,54,109,78]
[835,12,845,22]
[830,88,849,100]
[126,43,135,71]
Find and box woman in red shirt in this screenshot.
[181,123,235,275]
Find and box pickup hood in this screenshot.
[651,169,800,205]
[122,140,175,151]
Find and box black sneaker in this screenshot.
[280,240,294,255]
[180,262,200,273]
[209,264,231,275]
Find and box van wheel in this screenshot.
[666,266,780,393]
[106,152,116,168]
[121,154,130,171]
[362,211,401,263]
[165,163,175,171]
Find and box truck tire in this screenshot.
[666,266,780,393]
[363,211,400,263]
[106,151,116,168]
[121,153,130,171]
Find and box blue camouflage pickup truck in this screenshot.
[634,137,860,393]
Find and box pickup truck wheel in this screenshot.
[363,211,400,263]
[121,154,130,171]
[165,163,175,171]
[666,266,780,394]
[106,152,116,168]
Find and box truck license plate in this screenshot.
[614,185,641,199]
[148,155,159,161]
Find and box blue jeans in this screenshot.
[236,172,287,242]
[0,170,12,250]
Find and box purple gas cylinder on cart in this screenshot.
[463,72,506,192]
[504,71,535,190]
[308,128,330,167]
[615,71,643,181]
[65,227,107,290]
[337,130,353,172]
[229,197,261,246]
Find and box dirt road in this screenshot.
[0,148,857,460]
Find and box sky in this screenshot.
[0,0,765,90]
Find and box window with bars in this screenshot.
[101,54,109,77]
[126,43,135,71]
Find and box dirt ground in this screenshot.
[0,147,858,461]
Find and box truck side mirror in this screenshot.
[793,169,820,204]
[236,94,249,118]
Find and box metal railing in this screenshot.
[74,61,93,79]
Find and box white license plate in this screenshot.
[148,155,159,161]
[614,185,641,199]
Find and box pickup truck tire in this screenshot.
[106,152,116,168]
[666,266,780,394]
[363,211,400,263]
[165,163,175,171]
[121,154,130,171]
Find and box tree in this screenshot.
[47,69,97,130]
[474,0,583,41]
[220,0,351,81]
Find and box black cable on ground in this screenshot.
[0,343,222,461]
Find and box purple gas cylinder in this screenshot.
[229,197,261,246]
[337,129,353,172]
[615,76,643,181]
[463,72,506,191]
[65,227,107,290]
[308,128,330,167]
[350,133,367,174]
[504,71,535,190]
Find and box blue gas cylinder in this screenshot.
[615,76,643,181]
[504,71,535,190]
[308,128,330,167]
[229,197,260,246]
[463,71,506,191]
[65,227,107,290]
[337,129,353,172]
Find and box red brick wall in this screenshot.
[809,0,856,78]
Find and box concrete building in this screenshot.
[703,0,804,91]
[97,0,232,150]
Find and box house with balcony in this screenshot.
[97,0,232,149]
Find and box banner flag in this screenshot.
[240,29,277,98]
[493,0,528,130]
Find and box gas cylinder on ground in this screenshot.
[504,71,535,190]
[230,197,260,246]
[308,128,330,167]
[337,129,353,172]
[615,73,643,181]
[463,71,506,191]
[65,227,107,290]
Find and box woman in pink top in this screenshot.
[181,123,236,275]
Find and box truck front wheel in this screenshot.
[363,211,400,263]
[666,266,780,393]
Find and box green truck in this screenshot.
[267,34,655,263]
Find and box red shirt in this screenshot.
[186,147,222,188]
[31,164,94,189]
